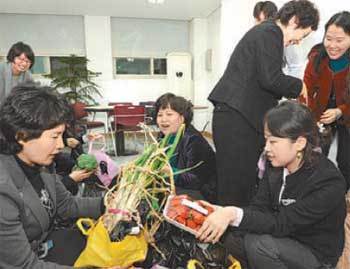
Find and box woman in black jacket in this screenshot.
[208,0,319,207]
[197,101,346,269]
[155,93,217,202]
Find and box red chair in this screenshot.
[139,101,156,125]
[111,105,146,156]
[71,102,105,131]
[107,102,133,117]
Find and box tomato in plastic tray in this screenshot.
[163,194,214,235]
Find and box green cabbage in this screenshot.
[73,153,98,171]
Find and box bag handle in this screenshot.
[76,218,95,236]
[88,135,107,153]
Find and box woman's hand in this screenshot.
[66,137,80,148]
[299,83,308,105]
[69,169,95,182]
[196,206,236,244]
[320,108,342,124]
[86,132,104,141]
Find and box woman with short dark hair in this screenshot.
[0,41,35,104]
[155,93,217,202]
[0,84,108,268]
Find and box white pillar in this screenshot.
[84,16,113,81]
[189,18,210,131]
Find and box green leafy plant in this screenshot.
[45,54,102,104]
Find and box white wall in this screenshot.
[220,0,257,71]
[190,18,209,131]
[84,16,114,81]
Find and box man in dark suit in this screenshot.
[208,0,319,206]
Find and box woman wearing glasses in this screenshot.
[0,41,34,104]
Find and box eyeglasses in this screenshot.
[15,56,31,65]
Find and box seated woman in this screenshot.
[0,84,117,268]
[155,93,217,202]
[53,131,103,195]
[196,101,346,269]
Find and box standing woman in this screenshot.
[303,11,350,188]
[208,0,319,206]
[0,41,34,104]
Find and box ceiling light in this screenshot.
[148,0,165,4]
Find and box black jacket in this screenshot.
[208,20,302,132]
[240,154,346,266]
[172,125,217,202]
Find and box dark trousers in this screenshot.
[212,104,265,206]
[222,231,326,269]
[244,234,326,269]
[322,124,350,189]
[43,228,86,266]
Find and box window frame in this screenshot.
[113,56,167,79]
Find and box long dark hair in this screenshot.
[0,84,73,154]
[311,11,350,73]
[264,100,320,167]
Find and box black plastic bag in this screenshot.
[137,223,231,269]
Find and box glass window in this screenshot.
[116,58,151,75]
[31,56,47,74]
[153,58,167,75]
[50,56,87,76]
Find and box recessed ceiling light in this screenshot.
[148,0,165,4]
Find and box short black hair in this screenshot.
[264,100,320,166]
[6,41,35,68]
[276,0,319,30]
[253,1,278,20]
[0,83,73,154]
[154,93,193,126]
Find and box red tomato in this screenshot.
[186,219,198,230]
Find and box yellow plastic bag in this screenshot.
[228,255,241,269]
[74,218,148,268]
[187,259,205,269]
[186,255,241,269]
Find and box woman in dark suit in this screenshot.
[0,84,120,268]
[208,0,319,207]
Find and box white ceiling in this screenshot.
[0,0,221,20]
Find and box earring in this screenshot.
[296,151,303,159]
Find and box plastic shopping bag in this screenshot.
[88,139,119,187]
[74,218,148,268]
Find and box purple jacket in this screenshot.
[172,125,217,202]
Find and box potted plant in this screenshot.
[45,54,102,104]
